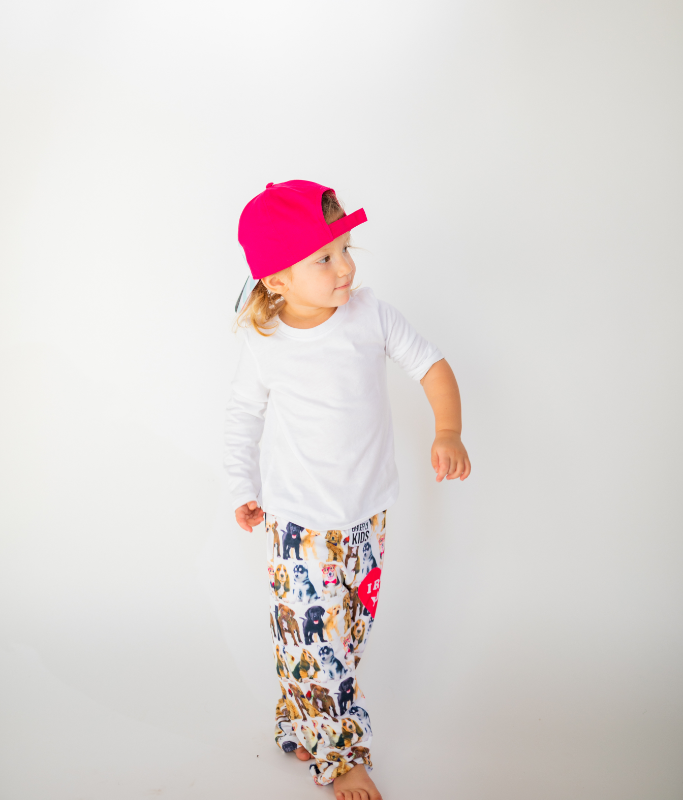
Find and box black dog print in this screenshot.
[291,563,319,602]
[282,522,304,561]
[302,606,327,645]
[318,644,345,680]
[337,676,355,715]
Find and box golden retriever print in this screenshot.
[325,530,344,562]
[326,752,352,780]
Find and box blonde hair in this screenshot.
[234,189,363,337]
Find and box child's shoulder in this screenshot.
[351,284,379,308]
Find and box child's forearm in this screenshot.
[420,358,463,435]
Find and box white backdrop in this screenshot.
[1,1,682,798]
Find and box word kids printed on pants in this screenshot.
[266,511,387,786]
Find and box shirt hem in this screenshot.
[261,491,398,532]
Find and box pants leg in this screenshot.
[266,509,387,786]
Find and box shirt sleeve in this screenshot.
[223,331,269,512]
[377,296,444,381]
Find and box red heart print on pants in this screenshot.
[357,567,382,618]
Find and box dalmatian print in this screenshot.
[267,510,386,786]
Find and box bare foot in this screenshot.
[334,764,382,800]
[294,745,311,761]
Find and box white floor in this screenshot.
[2,634,681,800]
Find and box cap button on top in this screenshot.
[266,182,274,188]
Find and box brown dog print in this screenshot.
[278,604,302,646]
[342,593,353,633]
[309,683,338,720]
[289,682,322,720]
[266,518,280,559]
[325,530,344,563]
[344,544,361,584]
[273,563,290,599]
[279,680,304,720]
[350,746,373,767]
[348,585,362,620]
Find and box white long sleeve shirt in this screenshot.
[223,286,444,531]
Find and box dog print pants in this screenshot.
[266,509,387,786]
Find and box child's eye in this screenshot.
[316,245,350,264]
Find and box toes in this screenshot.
[294,746,311,761]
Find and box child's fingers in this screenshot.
[461,457,472,480]
[435,452,451,482]
[448,458,465,480]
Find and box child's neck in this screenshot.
[278,303,337,330]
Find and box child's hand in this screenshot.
[235,500,264,532]
[431,431,471,482]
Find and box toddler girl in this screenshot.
[224,180,471,800]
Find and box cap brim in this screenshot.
[235,274,259,313]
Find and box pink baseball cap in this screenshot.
[235,179,367,311]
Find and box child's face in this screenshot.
[265,232,356,309]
